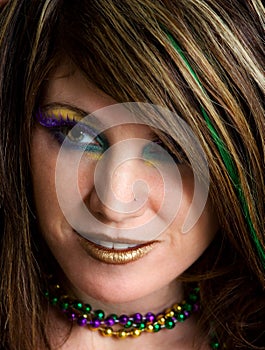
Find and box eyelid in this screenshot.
[35,107,108,151]
[37,104,106,132]
[40,102,88,118]
[147,136,186,164]
[38,107,85,124]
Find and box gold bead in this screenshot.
[156,314,165,325]
[89,326,99,332]
[101,327,113,337]
[132,329,142,337]
[173,303,182,311]
[118,330,128,339]
[146,324,154,332]
[172,303,178,310]
[165,310,175,318]
[158,318,165,325]
[156,313,164,319]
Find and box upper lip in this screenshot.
[74,230,157,245]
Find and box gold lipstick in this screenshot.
[77,236,157,265]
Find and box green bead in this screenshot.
[60,302,69,310]
[183,303,192,311]
[124,320,133,328]
[137,322,146,330]
[84,304,92,313]
[177,313,185,322]
[73,302,83,310]
[77,302,83,309]
[211,342,220,349]
[188,293,198,302]
[165,318,175,329]
[153,323,161,332]
[51,297,58,305]
[44,291,49,299]
[94,309,105,319]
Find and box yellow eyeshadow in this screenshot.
[144,159,157,167]
[88,153,103,161]
[45,108,84,122]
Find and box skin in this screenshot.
[31,63,218,349]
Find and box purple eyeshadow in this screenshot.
[35,109,77,128]
[34,108,104,147]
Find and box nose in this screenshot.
[88,154,150,224]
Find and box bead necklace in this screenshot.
[45,281,220,348]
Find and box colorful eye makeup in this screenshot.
[35,106,184,164]
[142,138,183,164]
[35,107,108,158]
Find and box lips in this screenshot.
[86,237,140,250]
[76,234,158,265]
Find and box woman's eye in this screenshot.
[67,125,95,144]
[51,124,108,155]
[142,139,182,164]
[142,141,164,161]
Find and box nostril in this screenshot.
[86,183,149,225]
[132,179,149,204]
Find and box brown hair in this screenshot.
[0,0,264,349]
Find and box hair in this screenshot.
[0,0,264,349]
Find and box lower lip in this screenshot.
[77,237,158,265]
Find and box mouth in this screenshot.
[76,234,159,265]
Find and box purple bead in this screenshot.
[105,317,115,327]
[68,312,77,321]
[77,317,88,326]
[133,313,142,324]
[119,314,129,325]
[193,303,200,312]
[90,318,101,328]
[145,312,155,323]
[184,310,190,318]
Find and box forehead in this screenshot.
[43,63,117,114]
[42,63,157,140]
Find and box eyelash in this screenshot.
[52,126,106,153]
[36,110,107,155]
[143,138,183,164]
[35,109,183,163]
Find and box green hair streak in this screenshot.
[165,31,265,269]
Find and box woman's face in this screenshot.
[31,63,218,305]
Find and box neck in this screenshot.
[69,278,184,316]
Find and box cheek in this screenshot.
[171,198,218,257]
[168,167,218,256]
[30,127,62,231]
[173,165,211,230]
[77,161,98,200]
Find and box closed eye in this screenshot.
[142,138,184,164]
